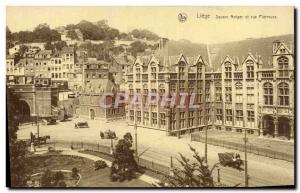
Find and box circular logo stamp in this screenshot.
[178,13,188,23]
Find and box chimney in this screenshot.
[159,38,168,50]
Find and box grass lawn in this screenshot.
[25,153,151,187]
[194,130,294,155]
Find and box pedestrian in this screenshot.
[30,131,34,143]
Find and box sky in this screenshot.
[6,6,294,44]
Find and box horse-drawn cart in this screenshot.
[218,152,244,170]
[74,122,89,128]
[100,130,117,139]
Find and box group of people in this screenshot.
[232,153,241,162]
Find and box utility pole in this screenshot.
[205,120,208,163]
[134,114,138,157]
[244,128,249,187]
[204,82,208,163]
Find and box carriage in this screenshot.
[34,135,51,145]
[74,121,89,128]
[100,130,117,139]
[218,152,244,170]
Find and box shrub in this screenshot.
[71,167,79,179]
[40,169,54,187]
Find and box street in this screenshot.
[17,118,294,187]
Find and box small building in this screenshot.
[77,79,125,121]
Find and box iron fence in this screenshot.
[191,133,294,162]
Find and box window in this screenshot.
[136,111,141,123]
[215,83,222,101]
[247,111,254,122]
[198,110,203,125]
[205,84,210,102]
[151,66,156,79]
[144,112,149,124]
[225,66,232,79]
[216,109,222,122]
[236,110,243,126]
[278,57,289,78]
[136,67,141,81]
[152,112,157,125]
[246,60,254,79]
[226,109,233,123]
[263,82,273,105]
[179,62,185,79]
[197,65,202,79]
[225,87,232,102]
[278,83,289,106]
[235,82,243,93]
[205,109,210,120]
[160,113,166,126]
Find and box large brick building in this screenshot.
[76,60,125,121]
[125,36,294,140]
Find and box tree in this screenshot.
[110,132,138,181]
[129,29,160,41]
[19,45,29,56]
[53,41,67,51]
[6,26,13,53]
[45,42,54,50]
[128,41,147,57]
[66,29,79,40]
[33,23,61,42]
[7,88,27,187]
[155,145,215,187]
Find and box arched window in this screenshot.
[263,82,273,105]
[278,57,289,78]
[278,83,289,106]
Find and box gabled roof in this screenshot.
[209,34,293,69]
[274,42,292,55]
[37,50,52,55]
[84,79,117,94]
[155,39,210,65]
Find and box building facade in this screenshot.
[125,39,294,140]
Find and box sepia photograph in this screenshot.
[6,6,295,188]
